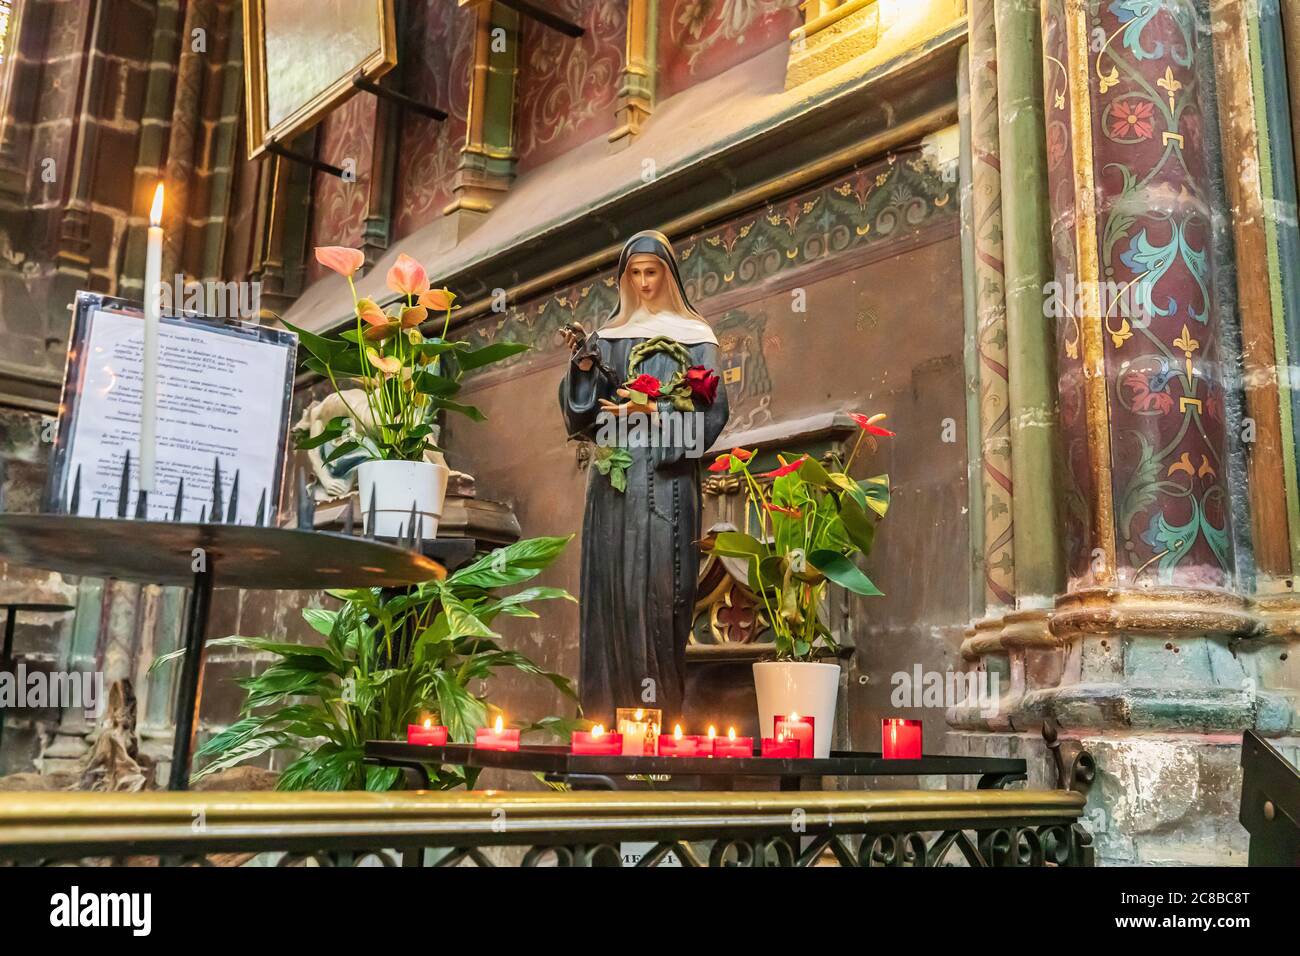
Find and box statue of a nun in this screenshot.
[559,231,730,719]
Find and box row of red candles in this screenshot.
[407,715,923,759]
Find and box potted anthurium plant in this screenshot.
[285,247,527,538]
[703,413,894,757]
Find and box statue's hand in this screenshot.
[560,322,587,355]
[600,393,657,419]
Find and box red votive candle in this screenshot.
[571,725,623,755]
[693,727,718,757]
[713,728,753,758]
[658,725,700,757]
[882,718,922,759]
[406,720,448,746]
[773,713,815,758]
[761,736,800,759]
[475,716,521,751]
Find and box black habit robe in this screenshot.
[559,331,730,719]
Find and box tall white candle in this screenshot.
[140,183,164,495]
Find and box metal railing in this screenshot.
[0,787,1093,867]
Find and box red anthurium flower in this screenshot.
[356,298,387,327]
[387,253,429,296]
[315,246,364,278]
[627,374,662,399]
[708,447,755,472]
[764,502,803,518]
[761,456,807,479]
[419,287,455,311]
[685,365,720,405]
[849,412,895,437]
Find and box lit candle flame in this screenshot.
[634,708,644,720]
[494,715,503,734]
[673,724,683,740]
[728,727,736,740]
[707,724,716,739]
[789,711,800,721]
[149,183,164,226]
[423,718,432,730]
[592,724,605,738]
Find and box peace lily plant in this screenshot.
[152,536,581,791]
[286,247,528,536]
[703,412,894,756]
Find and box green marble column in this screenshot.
[993,0,1064,610]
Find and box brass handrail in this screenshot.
[0,788,1087,864]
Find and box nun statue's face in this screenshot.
[626,253,667,310]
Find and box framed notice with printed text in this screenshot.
[44,292,298,524]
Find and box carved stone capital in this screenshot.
[1050,587,1256,639]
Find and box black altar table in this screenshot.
[363,740,1029,791]
[0,514,448,789]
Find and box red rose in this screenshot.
[627,374,662,399]
[685,365,720,405]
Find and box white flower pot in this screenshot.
[357,459,448,540]
[752,661,841,758]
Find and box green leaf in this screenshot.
[440,591,499,639]
[478,586,576,623]
[807,550,883,597]
[194,712,278,761]
[302,608,339,638]
[424,396,485,422]
[280,319,347,367]
[835,494,876,555]
[190,732,291,784]
[479,650,578,701]
[147,646,188,675]
[710,531,769,561]
[456,341,530,371]
[412,339,471,359]
[448,535,573,589]
[521,715,589,743]
[751,553,786,594]
[295,416,349,450]
[861,474,891,518]
[430,671,488,743]
[793,454,835,489]
[365,765,402,792]
[409,370,462,397]
[318,440,359,465]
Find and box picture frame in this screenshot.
[242,0,397,159]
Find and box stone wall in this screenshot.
[0,405,76,775]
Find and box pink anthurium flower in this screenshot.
[419,287,456,311]
[364,322,398,342]
[400,305,428,328]
[387,253,429,296]
[366,348,402,376]
[314,246,365,278]
[356,298,387,327]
